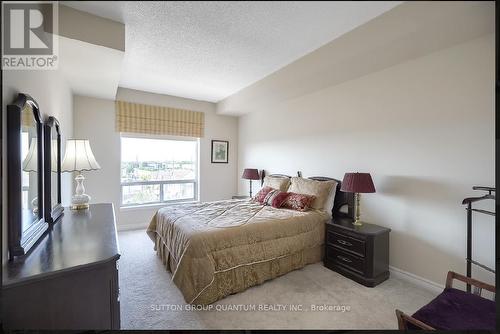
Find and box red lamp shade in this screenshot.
[242,168,260,180]
[340,173,376,193]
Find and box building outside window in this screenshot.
[120,135,198,206]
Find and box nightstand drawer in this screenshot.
[326,231,365,257]
[324,218,390,287]
[327,246,365,274]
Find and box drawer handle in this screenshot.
[337,239,352,247]
[337,255,352,263]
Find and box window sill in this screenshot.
[120,200,199,211]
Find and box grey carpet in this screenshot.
[118,229,437,330]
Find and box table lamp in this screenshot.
[242,168,260,197]
[62,139,101,210]
[340,172,376,226]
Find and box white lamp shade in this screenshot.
[22,138,38,172]
[61,139,101,172]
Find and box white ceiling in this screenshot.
[62,1,401,102]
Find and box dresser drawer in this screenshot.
[326,230,365,257]
[326,246,365,274]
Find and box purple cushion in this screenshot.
[410,288,495,330]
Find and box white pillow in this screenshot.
[324,183,338,217]
[262,176,291,192]
[288,177,337,211]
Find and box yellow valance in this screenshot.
[115,100,205,138]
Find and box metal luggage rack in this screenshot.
[461,186,495,293]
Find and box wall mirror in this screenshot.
[44,116,63,223]
[7,93,48,259]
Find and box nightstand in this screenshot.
[324,217,390,287]
[232,195,250,199]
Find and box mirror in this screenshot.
[7,93,48,259]
[44,116,63,223]
[21,104,40,230]
[50,125,59,209]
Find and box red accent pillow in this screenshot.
[271,191,290,208]
[263,190,290,208]
[253,186,274,204]
[282,192,316,211]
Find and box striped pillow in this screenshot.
[263,190,290,208]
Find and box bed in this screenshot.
[146,173,354,305]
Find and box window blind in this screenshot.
[115,100,205,138]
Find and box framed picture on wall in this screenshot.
[211,140,229,163]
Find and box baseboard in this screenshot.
[389,266,443,295]
[118,222,149,231]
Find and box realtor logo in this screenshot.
[2,1,58,69]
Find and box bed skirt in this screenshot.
[153,234,323,305]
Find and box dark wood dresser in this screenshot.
[324,217,390,287]
[2,203,120,330]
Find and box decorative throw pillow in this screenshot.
[282,192,316,212]
[262,176,291,192]
[271,191,290,208]
[253,186,274,204]
[288,177,337,211]
[262,190,290,208]
[263,189,278,206]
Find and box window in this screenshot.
[120,135,198,207]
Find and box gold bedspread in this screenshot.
[146,199,328,304]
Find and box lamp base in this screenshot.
[70,193,91,210]
[31,197,38,215]
[71,173,91,210]
[248,180,253,198]
[71,203,90,210]
[352,192,363,226]
[352,219,363,226]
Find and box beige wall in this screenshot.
[74,88,238,229]
[236,35,495,286]
[2,69,74,264]
[59,5,125,52]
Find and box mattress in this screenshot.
[146,199,329,304]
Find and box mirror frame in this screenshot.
[7,93,48,259]
[44,116,64,224]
